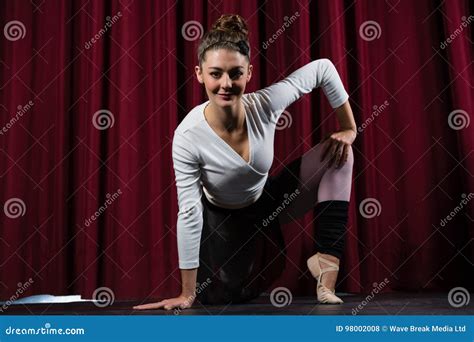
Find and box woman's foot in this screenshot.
[307,252,343,304]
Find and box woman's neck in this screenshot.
[205,101,245,133]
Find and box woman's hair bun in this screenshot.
[212,14,249,37]
[197,14,251,64]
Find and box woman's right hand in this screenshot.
[133,293,195,311]
[133,269,198,311]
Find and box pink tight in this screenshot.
[278,142,354,224]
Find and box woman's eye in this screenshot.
[231,72,243,79]
[209,71,242,79]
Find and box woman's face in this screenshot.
[195,49,252,108]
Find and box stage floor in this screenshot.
[1,293,472,315]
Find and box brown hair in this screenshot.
[197,14,250,65]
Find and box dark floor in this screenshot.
[1,292,473,315]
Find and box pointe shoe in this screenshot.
[307,253,344,304]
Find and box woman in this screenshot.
[135,14,356,310]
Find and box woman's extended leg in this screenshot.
[274,140,354,300]
[276,141,353,221]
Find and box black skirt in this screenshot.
[196,159,302,305]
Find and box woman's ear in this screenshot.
[195,65,204,84]
[246,64,253,83]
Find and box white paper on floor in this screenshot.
[0,294,96,305]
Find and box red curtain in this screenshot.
[1,0,473,302]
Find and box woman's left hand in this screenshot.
[320,129,356,169]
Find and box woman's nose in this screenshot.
[220,74,232,89]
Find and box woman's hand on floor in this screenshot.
[321,129,356,169]
[133,293,195,311]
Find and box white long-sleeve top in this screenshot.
[172,59,349,269]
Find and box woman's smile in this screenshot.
[217,93,234,100]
